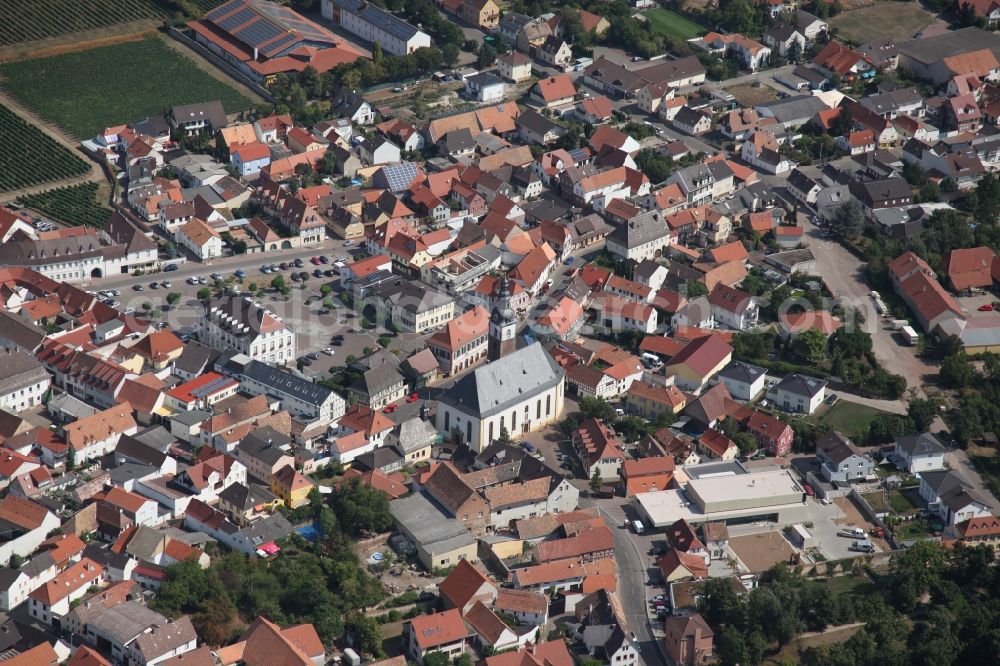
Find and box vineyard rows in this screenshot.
[18,183,112,228]
[0,0,165,46]
[0,104,90,193]
[0,37,253,139]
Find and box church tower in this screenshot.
[488,275,517,361]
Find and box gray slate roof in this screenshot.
[438,342,564,419]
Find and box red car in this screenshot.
[803,484,815,497]
[979,303,994,312]
[383,404,397,414]
[406,392,419,403]
[310,257,321,265]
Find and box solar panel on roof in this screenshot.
[264,32,299,55]
[205,0,242,21]
[235,20,283,47]
[216,6,257,31]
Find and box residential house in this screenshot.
[746,410,794,457]
[427,306,489,376]
[405,609,467,664]
[620,457,675,496]
[894,432,947,473]
[538,37,573,70]
[664,613,715,666]
[697,429,738,461]
[919,470,993,527]
[708,284,757,331]
[573,418,625,481]
[766,373,826,414]
[531,75,576,109]
[713,361,767,402]
[664,335,734,392]
[466,72,506,103]
[498,51,532,83]
[816,431,873,482]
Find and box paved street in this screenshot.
[586,497,666,666]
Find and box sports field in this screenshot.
[642,8,707,41]
[0,37,253,139]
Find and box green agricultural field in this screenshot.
[0,37,253,139]
[0,104,89,193]
[18,182,112,228]
[642,8,707,42]
[829,2,934,44]
[0,0,166,45]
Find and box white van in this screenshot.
[641,352,663,369]
[632,520,645,534]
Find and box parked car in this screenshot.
[261,265,272,274]
[149,282,159,289]
[406,392,419,403]
[383,404,397,414]
[133,285,144,291]
[979,303,994,312]
[310,257,321,265]
[187,276,199,285]
[161,281,171,288]
[319,255,330,264]
[293,258,305,268]
[563,257,574,266]
[235,269,246,279]
[210,272,222,281]
[313,269,324,278]
[164,264,178,272]
[323,348,336,356]
[324,269,337,277]
[305,352,320,361]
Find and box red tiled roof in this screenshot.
[439,559,495,611]
[665,335,733,377]
[536,525,614,562]
[945,246,996,291]
[534,75,576,102]
[408,609,468,649]
[621,456,675,478]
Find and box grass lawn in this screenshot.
[861,491,890,513]
[829,2,933,44]
[820,574,873,597]
[0,37,252,139]
[896,517,933,541]
[642,8,707,41]
[888,488,918,514]
[814,401,891,440]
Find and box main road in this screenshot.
[582,496,666,666]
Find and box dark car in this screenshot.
[325,269,337,277]
[149,281,160,289]
[279,262,289,271]
[133,284,144,291]
[305,352,320,361]
[319,255,329,264]
[293,258,304,268]
[164,263,178,272]
[313,269,324,278]
[299,358,313,366]
[291,272,302,281]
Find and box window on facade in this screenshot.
[536,400,542,419]
[511,410,517,430]
[444,412,450,431]
[500,416,504,431]
[466,421,472,442]
[546,394,551,416]
[488,422,494,443]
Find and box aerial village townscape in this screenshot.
[5,0,1000,664]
